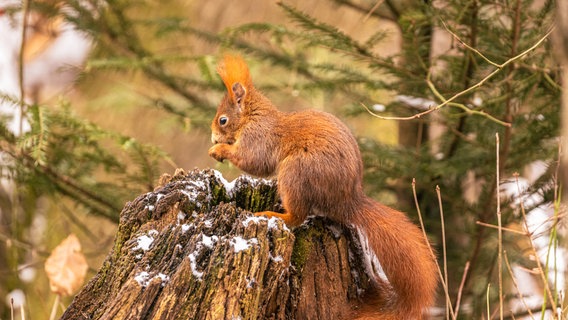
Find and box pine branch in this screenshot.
[0,139,121,221]
[93,3,214,113]
[278,2,371,55]
[24,105,50,166]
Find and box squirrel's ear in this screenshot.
[217,54,253,104]
[232,82,246,110]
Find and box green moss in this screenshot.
[210,183,229,204]
[290,227,316,271]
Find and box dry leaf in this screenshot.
[44,234,89,296]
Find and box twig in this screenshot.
[550,140,563,309]
[454,261,470,318]
[503,251,536,320]
[440,20,500,68]
[503,307,558,320]
[496,133,504,320]
[0,231,49,256]
[362,0,384,23]
[475,221,527,236]
[514,174,557,313]
[332,0,398,23]
[412,179,456,320]
[425,76,511,127]
[487,283,492,320]
[436,185,450,320]
[49,294,61,320]
[361,101,438,120]
[362,27,553,126]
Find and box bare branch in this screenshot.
[412,179,456,320]
[454,261,470,318]
[496,133,504,320]
[362,27,554,127]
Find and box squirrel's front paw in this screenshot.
[208,144,227,162]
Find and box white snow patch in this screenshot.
[187,231,220,280]
[231,237,258,253]
[134,272,170,287]
[134,234,155,251]
[372,104,386,112]
[133,229,158,251]
[270,254,284,263]
[156,193,165,202]
[145,205,155,212]
[240,175,274,187]
[268,217,290,232]
[213,170,275,197]
[188,252,204,280]
[395,95,436,110]
[203,219,214,228]
[177,211,186,222]
[213,170,236,196]
[189,180,206,189]
[356,227,388,285]
[242,216,268,227]
[201,234,219,249]
[134,271,150,287]
[156,273,170,286]
[181,223,193,233]
[231,237,250,252]
[326,224,343,239]
[181,189,200,204]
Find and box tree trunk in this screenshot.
[61,169,372,320]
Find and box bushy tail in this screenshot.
[351,197,438,320]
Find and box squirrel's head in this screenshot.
[211,54,253,145]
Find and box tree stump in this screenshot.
[61,169,372,320]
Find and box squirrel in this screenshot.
[208,55,438,319]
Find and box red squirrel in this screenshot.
[208,55,438,319]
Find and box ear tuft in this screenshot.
[217,54,253,103]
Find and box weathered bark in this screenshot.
[61,169,371,320]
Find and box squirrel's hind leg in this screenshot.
[255,185,309,227]
[254,211,298,226]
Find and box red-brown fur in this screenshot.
[209,55,438,319]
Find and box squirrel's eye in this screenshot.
[219,116,228,126]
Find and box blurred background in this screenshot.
[0,0,565,319]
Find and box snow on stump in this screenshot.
[61,169,372,320]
